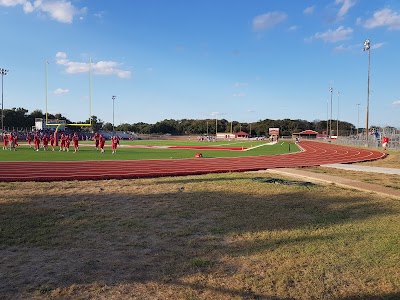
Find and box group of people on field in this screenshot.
[2,132,19,151]
[93,132,119,153]
[2,131,121,153]
[26,132,80,152]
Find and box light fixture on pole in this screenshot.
[363,38,371,145]
[336,91,340,138]
[0,68,9,132]
[329,87,333,138]
[112,95,116,132]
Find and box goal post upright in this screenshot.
[89,57,92,126]
[45,57,94,130]
[45,60,49,126]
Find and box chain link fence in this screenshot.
[334,128,400,151]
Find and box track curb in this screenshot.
[264,168,400,200]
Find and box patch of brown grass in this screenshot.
[357,149,400,168]
[1,173,399,299]
[304,166,400,189]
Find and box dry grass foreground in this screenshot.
[1,173,400,300]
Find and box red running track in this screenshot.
[0,141,386,182]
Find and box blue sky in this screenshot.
[1,0,399,128]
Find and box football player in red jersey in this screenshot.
[42,134,49,151]
[26,133,32,148]
[111,135,118,154]
[72,133,79,153]
[94,132,99,150]
[49,134,55,151]
[99,134,105,153]
[34,133,41,151]
[59,133,66,151]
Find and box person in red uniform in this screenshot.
[65,134,71,152]
[8,133,14,151]
[2,134,8,150]
[34,133,41,151]
[49,134,55,151]
[72,133,79,153]
[94,132,99,150]
[59,133,66,151]
[13,135,18,149]
[99,134,105,153]
[382,136,389,150]
[42,134,49,151]
[26,133,32,148]
[111,135,118,154]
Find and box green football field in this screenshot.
[0,140,299,162]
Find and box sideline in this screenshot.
[243,141,277,151]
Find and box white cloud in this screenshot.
[0,0,26,7]
[372,42,384,49]
[252,11,288,31]
[336,0,356,18]
[288,25,298,31]
[55,52,132,79]
[392,100,400,107]
[54,88,69,95]
[364,8,400,30]
[0,0,86,23]
[311,26,353,42]
[303,6,315,15]
[233,93,246,98]
[233,82,248,88]
[333,45,348,52]
[333,43,359,53]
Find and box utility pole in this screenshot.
[329,87,333,139]
[336,91,340,138]
[112,95,116,132]
[364,39,371,145]
[0,68,9,132]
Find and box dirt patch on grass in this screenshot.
[1,173,399,299]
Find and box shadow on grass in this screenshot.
[0,183,398,299]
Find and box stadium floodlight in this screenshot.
[0,68,9,132]
[363,38,371,145]
[112,95,116,132]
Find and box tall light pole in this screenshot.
[1,68,9,132]
[356,103,360,135]
[329,87,333,138]
[112,95,116,132]
[326,99,329,136]
[364,38,371,145]
[336,91,340,138]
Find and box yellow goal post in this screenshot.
[45,58,94,133]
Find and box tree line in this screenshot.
[2,107,363,136]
